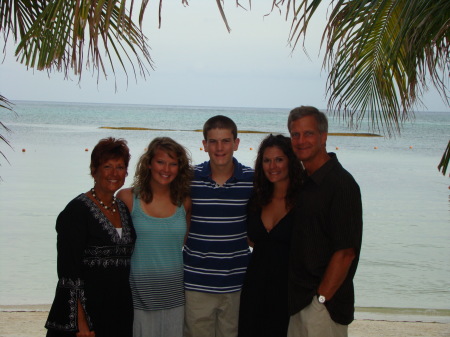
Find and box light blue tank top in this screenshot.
[129,194,186,310]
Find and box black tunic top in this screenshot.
[238,207,294,337]
[45,194,136,337]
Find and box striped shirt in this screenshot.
[184,158,254,293]
[130,194,186,310]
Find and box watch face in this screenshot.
[318,295,326,304]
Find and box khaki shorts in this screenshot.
[287,296,348,337]
[184,290,241,337]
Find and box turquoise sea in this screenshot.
[0,101,449,322]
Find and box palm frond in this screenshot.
[437,140,450,176]
[402,0,450,106]
[14,0,153,82]
[0,95,14,165]
[271,0,449,173]
[0,0,44,43]
[324,0,412,136]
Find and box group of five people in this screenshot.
[45,106,363,337]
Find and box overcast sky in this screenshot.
[0,1,448,111]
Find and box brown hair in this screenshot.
[90,137,130,176]
[203,115,238,140]
[132,137,193,205]
[251,134,304,210]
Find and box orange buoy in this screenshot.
[336,147,339,150]
[85,148,89,152]
[22,148,26,152]
[409,146,413,149]
[200,147,203,151]
[250,147,253,150]
[374,146,378,149]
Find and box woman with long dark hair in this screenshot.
[238,134,304,337]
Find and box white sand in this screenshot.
[0,306,449,337]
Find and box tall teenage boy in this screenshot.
[184,115,254,337]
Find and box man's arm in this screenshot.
[317,248,355,301]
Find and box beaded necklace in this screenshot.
[91,188,117,213]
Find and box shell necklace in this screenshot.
[91,188,116,213]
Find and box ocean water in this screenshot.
[0,101,449,322]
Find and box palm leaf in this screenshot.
[320,1,411,135]
[0,0,44,43]
[273,0,449,174]
[437,141,450,176]
[15,0,153,81]
[0,95,14,165]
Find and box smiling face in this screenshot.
[149,148,179,186]
[202,128,240,170]
[290,115,328,173]
[92,158,127,196]
[262,146,290,184]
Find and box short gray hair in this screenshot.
[287,106,328,133]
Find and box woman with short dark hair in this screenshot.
[46,137,136,337]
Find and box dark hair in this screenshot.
[251,134,304,210]
[203,115,238,140]
[90,137,130,176]
[132,137,193,206]
[287,106,328,133]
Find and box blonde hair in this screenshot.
[132,137,193,205]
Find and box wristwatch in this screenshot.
[317,294,326,304]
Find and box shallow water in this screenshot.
[0,101,449,319]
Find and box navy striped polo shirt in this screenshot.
[184,158,254,293]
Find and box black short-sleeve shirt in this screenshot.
[288,153,363,325]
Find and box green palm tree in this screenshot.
[1,0,154,167]
[1,0,153,79]
[1,0,449,174]
[279,0,449,174]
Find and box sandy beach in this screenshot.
[1,306,449,337]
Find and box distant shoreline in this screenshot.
[99,126,382,137]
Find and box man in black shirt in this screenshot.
[287,106,363,337]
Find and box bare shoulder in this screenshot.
[117,187,132,199]
[183,196,192,232]
[183,196,192,210]
[116,188,134,211]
